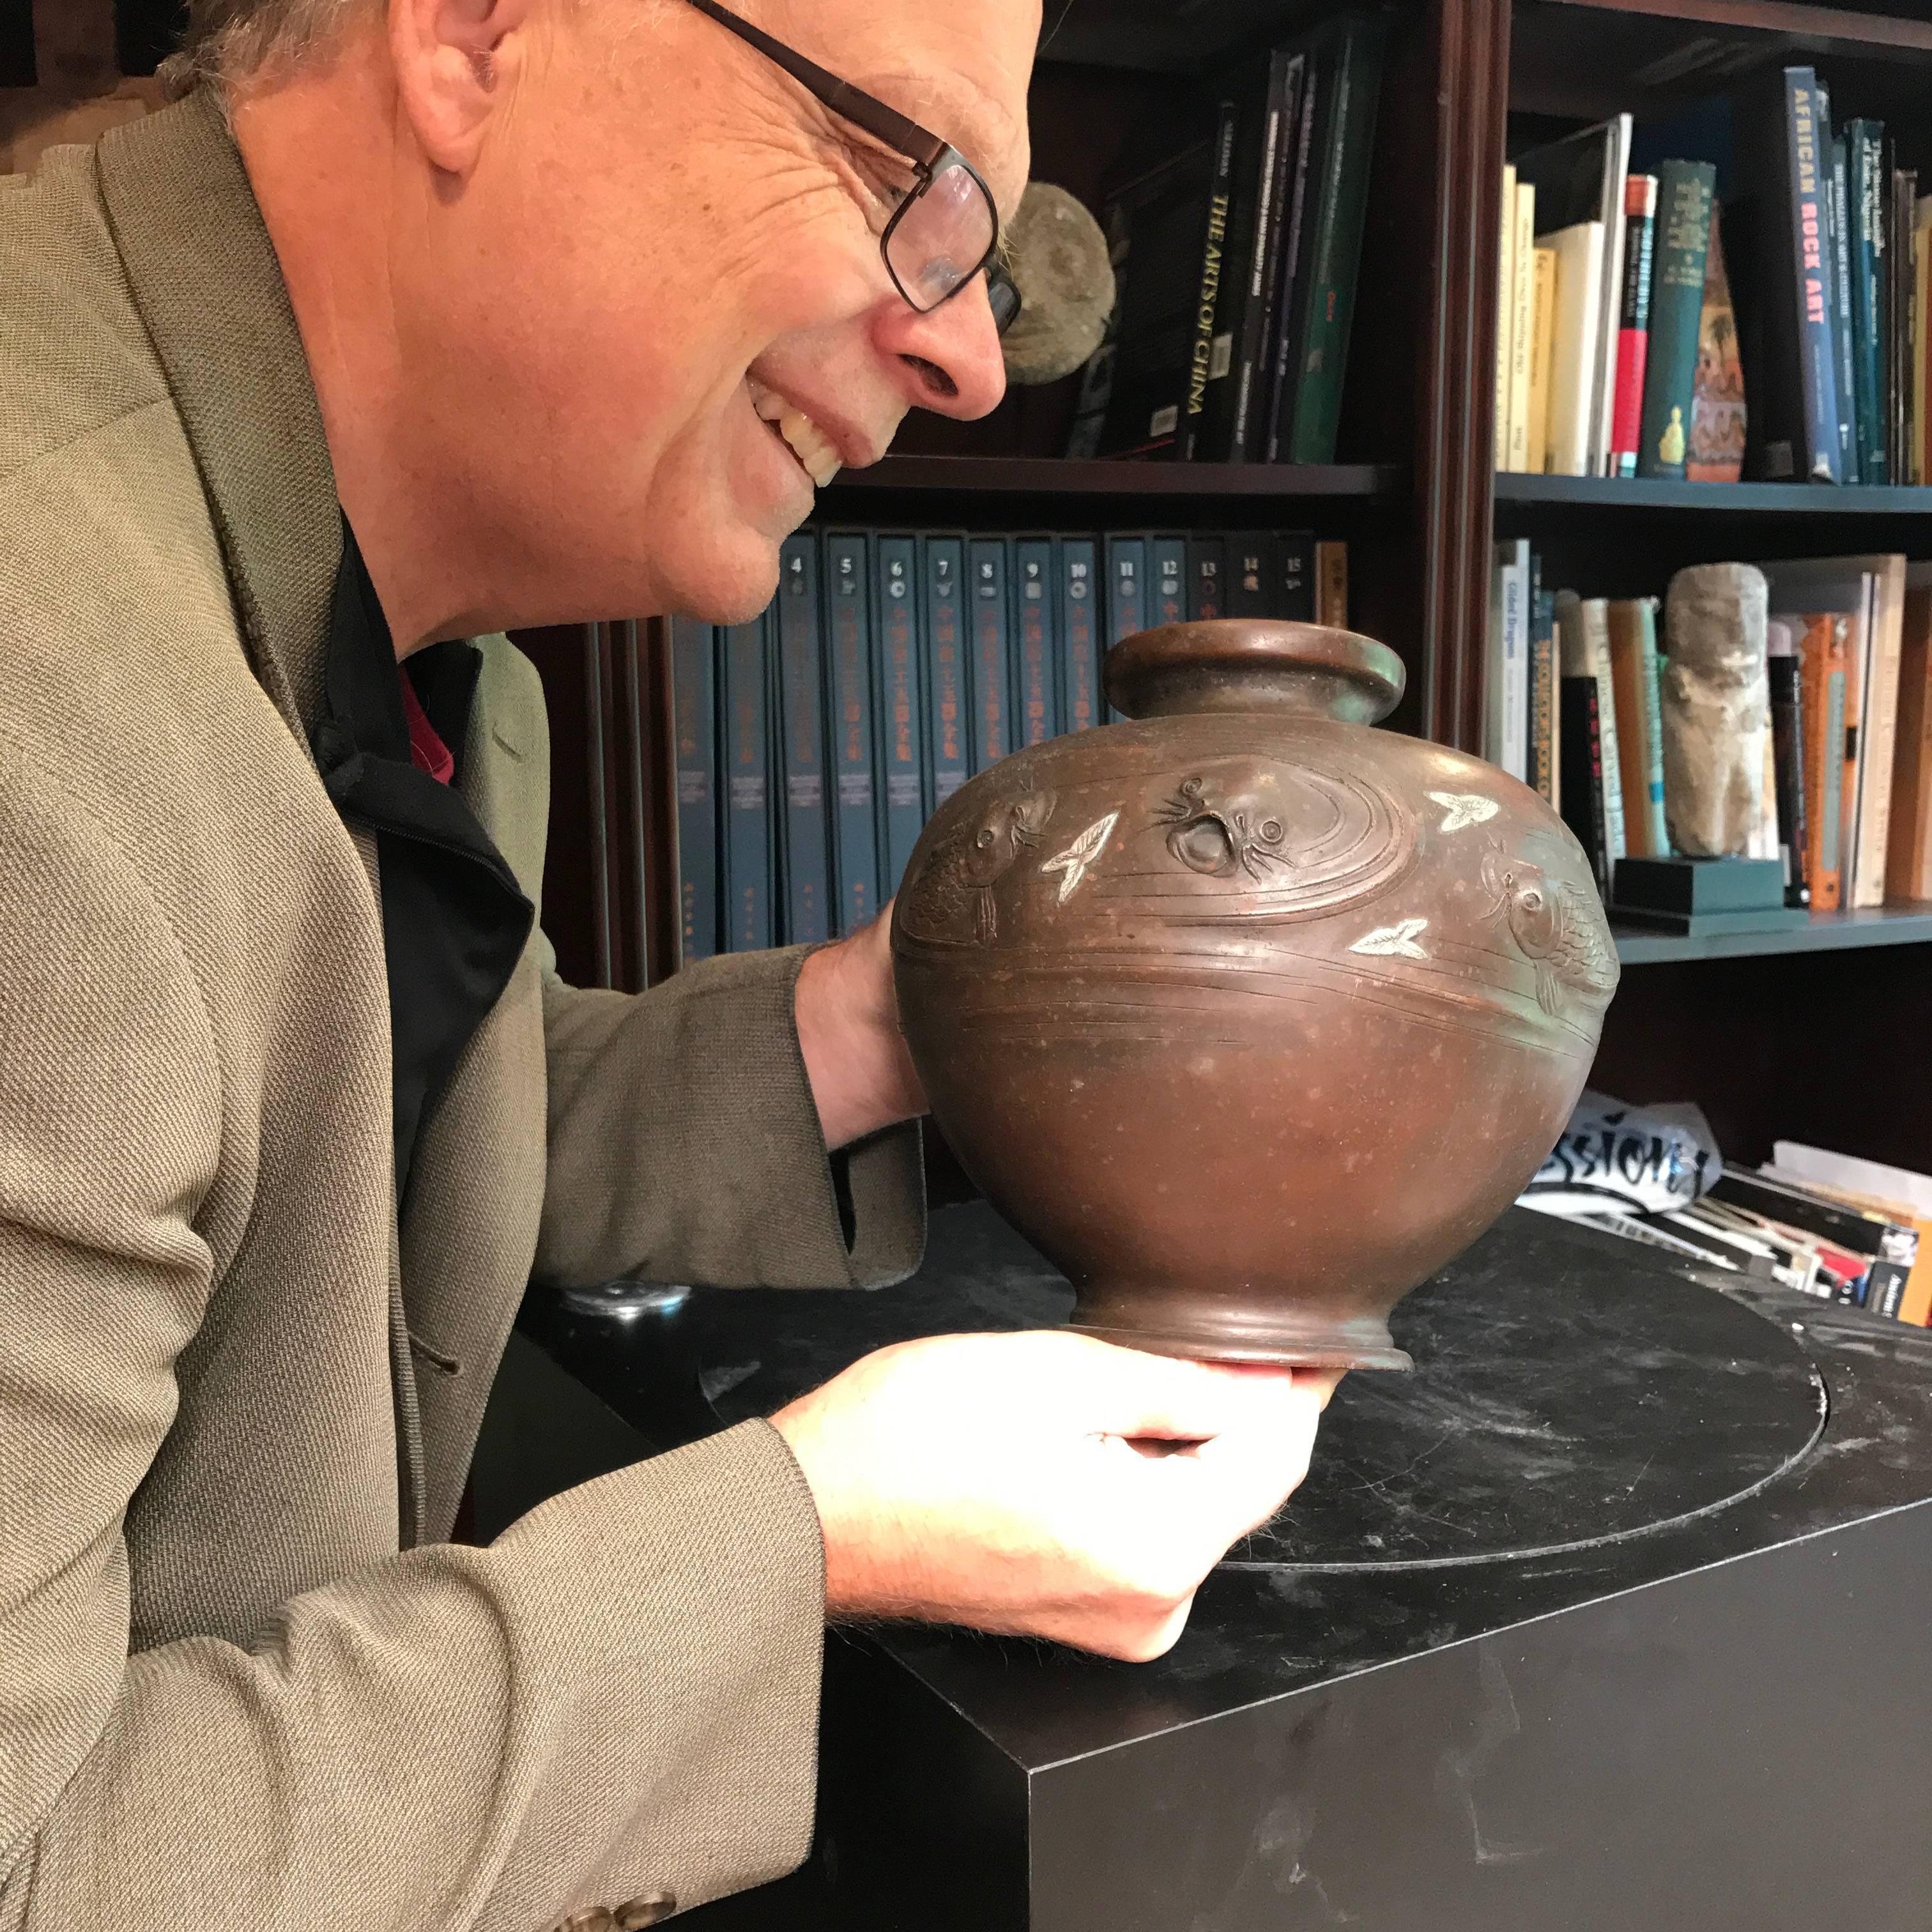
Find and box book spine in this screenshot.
[822,535,881,935]
[670,613,719,965]
[873,535,924,898]
[1013,537,1059,747]
[1182,100,1239,461]
[1851,581,1899,912]
[1787,71,1844,482]
[1687,204,1745,482]
[1507,180,1536,471]
[1609,600,1667,857]
[1226,534,1268,618]
[1265,54,1323,461]
[1609,174,1658,477]
[1584,598,1627,865]
[1547,224,1605,478]
[1273,529,1316,622]
[776,534,830,946]
[1104,534,1147,724]
[1287,17,1388,464]
[1828,128,1862,482]
[1188,536,1226,619]
[1149,533,1189,629]
[1058,537,1103,732]
[720,611,773,951]
[1800,614,1848,910]
[1228,52,1304,461]
[1892,169,1914,484]
[967,538,1013,772]
[1591,117,1634,477]
[922,536,972,810]
[1496,162,1517,471]
[1528,245,1556,474]
[1316,540,1349,627]
[1887,585,1932,902]
[1560,677,1611,896]
[1849,123,1889,483]
[1636,161,1715,481]
[1491,541,1529,782]
[1530,588,1556,807]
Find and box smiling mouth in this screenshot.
[747,376,843,487]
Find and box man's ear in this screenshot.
[389,0,532,176]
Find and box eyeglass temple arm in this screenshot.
[680,0,948,174]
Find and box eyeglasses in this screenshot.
[680,0,1011,330]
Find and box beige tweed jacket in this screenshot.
[0,90,924,1929]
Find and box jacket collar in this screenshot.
[96,88,338,744]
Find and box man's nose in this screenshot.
[874,280,1009,422]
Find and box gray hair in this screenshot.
[157,0,371,97]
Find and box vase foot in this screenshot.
[1066,1321,1413,1373]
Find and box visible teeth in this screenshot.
[777,406,843,487]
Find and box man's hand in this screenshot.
[770,1332,1339,1661]
[794,901,926,1149]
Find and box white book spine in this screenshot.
[1583,598,1627,862]
[1853,567,1905,907]
[1499,542,1530,781]
[1506,182,1537,473]
[1546,224,1604,478]
[1495,164,1517,472]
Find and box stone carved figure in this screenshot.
[893,620,1620,1371]
[1661,562,1772,858]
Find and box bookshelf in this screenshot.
[516,0,1932,1189]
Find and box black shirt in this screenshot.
[311,524,535,1202]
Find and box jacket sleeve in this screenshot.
[534,942,925,1291]
[0,778,825,1932]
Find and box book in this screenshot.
[1059,537,1104,734]
[1105,533,1147,721]
[1556,589,1625,884]
[1765,618,1811,908]
[1544,221,1606,477]
[1515,114,1632,475]
[1506,177,1538,472]
[1606,598,1667,857]
[1609,173,1657,477]
[1496,160,1517,470]
[1149,533,1190,629]
[719,610,774,951]
[1846,120,1889,483]
[1179,99,1239,460]
[1726,68,1841,483]
[1275,12,1389,464]
[1764,555,1906,908]
[967,537,1013,772]
[873,534,924,898]
[1316,539,1349,628]
[1273,530,1316,622]
[1712,1165,1918,1320]
[1687,204,1747,482]
[1087,116,1225,460]
[1529,586,1558,808]
[1892,168,1917,484]
[1527,245,1558,473]
[1488,540,1530,781]
[1915,194,1932,484]
[1825,121,1860,482]
[1188,536,1227,619]
[1263,46,1323,459]
[1636,161,1715,482]
[1793,611,1850,909]
[774,534,831,946]
[921,535,972,811]
[1559,671,1611,894]
[1012,536,1059,749]
[822,534,881,935]
[1768,1140,1932,1325]
[1887,565,1932,903]
[1226,533,1269,617]
[669,613,719,965]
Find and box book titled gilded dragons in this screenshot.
[1689,204,1747,482]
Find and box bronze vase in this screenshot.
[892,620,1619,1369]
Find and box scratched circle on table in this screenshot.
[677,1202,1827,1574]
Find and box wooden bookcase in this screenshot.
[518,0,1932,1189]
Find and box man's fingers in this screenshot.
[1158,1379,1324,1540]
[1067,1336,1317,1444]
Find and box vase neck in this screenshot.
[1105,620,1406,727]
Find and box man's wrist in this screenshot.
[793,916,925,1151]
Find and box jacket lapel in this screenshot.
[95,93,427,1545]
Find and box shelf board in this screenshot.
[1496,475,1932,514]
[1614,904,1932,965]
[826,456,1404,501]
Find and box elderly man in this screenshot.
[0,0,1333,1924]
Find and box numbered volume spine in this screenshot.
[968,537,1013,772]
[1103,534,1147,723]
[871,535,924,898]
[775,534,831,944]
[1013,536,1060,747]
[670,613,719,965]
[1187,536,1226,619]
[1149,534,1188,629]
[821,534,880,936]
[922,535,972,809]
[1058,537,1103,732]
[720,610,774,951]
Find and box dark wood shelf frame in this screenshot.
[823,456,1405,500]
[1614,905,1932,964]
[1496,475,1932,513]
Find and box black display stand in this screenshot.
[494,1204,1932,1932]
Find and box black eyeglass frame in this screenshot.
[680,0,1007,321]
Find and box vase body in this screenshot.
[892,621,1620,1369]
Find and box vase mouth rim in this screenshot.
[1105,620,1406,724]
